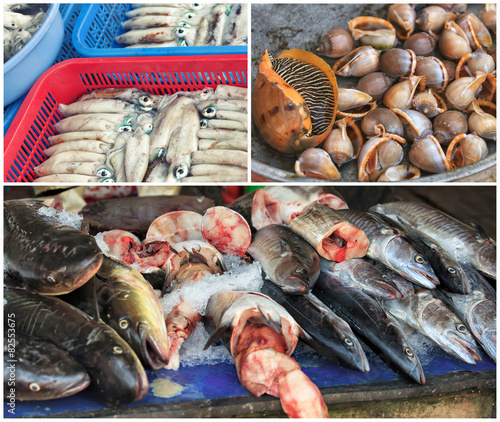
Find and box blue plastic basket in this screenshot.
[72,3,247,57]
[3,4,83,135]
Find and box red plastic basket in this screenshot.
[4,55,248,182]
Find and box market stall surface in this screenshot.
[5,336,495,418]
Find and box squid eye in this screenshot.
[415,255,425,264]
[113,346,123,354]
[155,148,167,159]
[179,39,188,47]
[344,338,353,346]
[96,167,113,178]
[119,318,129,329]
[175,165,189,180]
[190,3,202,9]
[29,383,41,392]
[143,123,153,134]
[404,347,414,357]
[174,27,187,38]
[456,323,468,334]
[448,267,456,274]
[183,12,196,19]
[124,116,134,126]
[178,20,191,28]
[202,105,216,118]
[200,118,208,128]
[98,177,115,183]
[139,95,153,107]
[118,125,132,132]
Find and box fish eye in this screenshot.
[447,267,456,274]
[415,255,425,264]
[140,95,153,106]
[96,167,113,178]
[113,346,123,354]
[381,275,389,280]
[202,105,217,118]
[296,267,304,273]
[47,275,56,284]
[344,338,353,346]
[119,318,129,329]
[118,125,132,132]
[456,323,468,334]
[404,347,414,357]
[200,118,208,128]
[29,383,41,392]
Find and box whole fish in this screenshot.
[247,224,321,294]
[4,285,148,406]
[320,258,403,300]
[380,288,483,364]
[94,256,171,370]
[80,194,214,237]
[261,280,370,373]
[313,271,426,384]
[3,331,90,401]
[289,203,370,262]
[204,290,329,418]
[4,200,103,295]
[371,205,477,294]
[432,278,496,362]
[372,202,496,279]
[338,209,439,289]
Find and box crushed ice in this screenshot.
[37,206,82,230]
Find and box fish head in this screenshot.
[384,317,425,384]
[87,324,149,406]
[476,241,496,279]
[35,234,103,295]
[471,299,497,362]
[420,297,483,364]
[385,237,439,289]
[274,254,320,294]
[99,286,170,370]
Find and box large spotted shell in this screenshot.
[252,49,338,154]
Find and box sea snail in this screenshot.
[252,49,338,154]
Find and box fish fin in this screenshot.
[470,222,493,243]
[203,324,229,350]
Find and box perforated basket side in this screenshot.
[4,55,248,182]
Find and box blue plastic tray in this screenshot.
[3,4,83,135]
[72,3,247,58]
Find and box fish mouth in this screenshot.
[281,276,310,294]
[444,332,483,364]
[72,252,104,288]
[139,322,170,370]
[405,266,440,289]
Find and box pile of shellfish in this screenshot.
[251,3,496,182]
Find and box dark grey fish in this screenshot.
[338,209,439,289]
[261,279,370,373]
[433,278,496,362]
[4,200,103,295]
[313,271,425,384]
[380,289,483,364]
[320,258,403,300]
[3,331,90,401]
[247,224,321,294]
[4,285,148,406]
[372,202,496,279]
